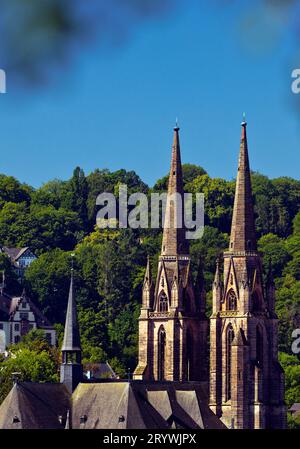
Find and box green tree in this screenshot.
[0,175,32,209]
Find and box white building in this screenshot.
[0,289,56,352]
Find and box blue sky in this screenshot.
[0,1,299,188]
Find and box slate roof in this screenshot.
[0,381,226,430]
[1,247,34,262]
[0,382,70,429]
[72,381,226,429]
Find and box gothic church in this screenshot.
[0,121,286,429]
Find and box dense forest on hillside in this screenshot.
[0,165,299,426]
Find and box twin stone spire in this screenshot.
[60,118,258,388]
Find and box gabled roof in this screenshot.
[0,291,53,328]
[0,380,226,430]
[0,382,70,429]
[71,381,226,429]
[1,247,35,262]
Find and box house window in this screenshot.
[157,327,166,381]
[14,335,20,343]
[20,313,28,320]
[226,325,235,401]
[14,323,20,331]
[21,302,27,309]
[158,292,168,313]
[29,324,34,330]
[0,323,3,330]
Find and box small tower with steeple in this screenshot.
[134,125,208,382]
[209,119,286,429]
[60,266,82,393]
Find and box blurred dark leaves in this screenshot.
[0,0,173,86]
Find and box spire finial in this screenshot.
[174,118,179,130]
[242,112,247,126]
[71,253,75,273]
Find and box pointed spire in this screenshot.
[229,120,257,252]
[144,255,152,286]
[161,125,188,256]
[61,270,81,352]
[213,257,222,288]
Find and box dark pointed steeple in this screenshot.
[61,271,81,352]
[229,119,257,252]
[60,268,82,393]
[161,124,188,256]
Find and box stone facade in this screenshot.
[209,121,286,429]
[134,126,208,382]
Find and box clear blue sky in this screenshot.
[0,1,299,188]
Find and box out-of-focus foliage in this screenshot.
[0,329,59,403]
[0,0,174,85]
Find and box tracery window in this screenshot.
[158,292,168,312]
[227,289,237,311]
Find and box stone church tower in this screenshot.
[209,120,286,429]
[134,125,208,381]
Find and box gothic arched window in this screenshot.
[226,325,235,401]
[227,289,237,311]
[158,292,168,313]
[157,326,166,381]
